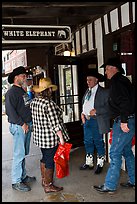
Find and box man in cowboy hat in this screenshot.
[93,57,135,193]
[5,66,36,192]
[100,57,125,75]
[80,69,110,174]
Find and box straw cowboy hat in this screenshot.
[86,69,106,82]
[8,66,27,84]
[100,57,125,74]
[33,77,57,93]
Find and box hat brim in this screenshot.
[87,72,106,82]
[100,63,125,74]
[8,72,15,84]
[8,66,27,84]
[100,63,105,68]
[97,74,106,82]
[33,84,57,93]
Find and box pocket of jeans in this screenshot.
[9,124,17,135]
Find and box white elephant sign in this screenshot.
[2,25,71,43]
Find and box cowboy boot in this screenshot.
[40,161,46,187]
[44,168,63,193]
[94,155,105,174]
[80,154,94,170]
[86,154,94,168]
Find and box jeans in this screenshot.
[9,122,32,184]
[104,116,135,190]
[40,145,58,169]
[83,117,105,156]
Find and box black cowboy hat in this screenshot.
[86,69,106,82]
[8,66,27,84]
[100,57,125,74]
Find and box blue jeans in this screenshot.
[83,117,105,156]
[9,122,32,184]
[104,117,135,190]
[40,145,58,169]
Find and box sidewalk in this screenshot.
[2,115,135,202]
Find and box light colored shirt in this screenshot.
[82,84,98,116]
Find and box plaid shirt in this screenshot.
[30,97,70,148]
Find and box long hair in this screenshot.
[38,88,52,100]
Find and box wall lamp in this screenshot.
[63,44,75,56]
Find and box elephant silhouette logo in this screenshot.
[57,30,66,39]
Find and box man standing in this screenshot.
[94,57,135,193]
[80,69,110,174]
[5,66,36,192]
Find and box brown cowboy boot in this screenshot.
[40,161,46,187]
[44,168,63,193]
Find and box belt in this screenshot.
[128,114,135,119]
[85,115,96,120]
[114,114,135,123]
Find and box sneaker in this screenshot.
[12,182,31,192]
[120,182,135,189]
[22,175,36,183]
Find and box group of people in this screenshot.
[5,57,135,195]
[81,57,135,194]
[5,66,70,193]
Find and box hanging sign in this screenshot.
[2,25,71,43]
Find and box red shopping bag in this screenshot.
[54,143,72,179]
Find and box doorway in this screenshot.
[48,53,97,147]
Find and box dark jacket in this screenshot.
[5,85,32,126]
[82,85,110,134]
[108,72,135,123]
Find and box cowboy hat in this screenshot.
[86,69,106,82]
[33,77,57,93]
[8,66,27,84]
[100,57,125,74]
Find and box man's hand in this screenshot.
[22,123,29,134]
[81,113,86,124]
[90,108,96,116]
[121,123,130,133]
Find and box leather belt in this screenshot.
[128,114,135,119]
[85,115,91,120]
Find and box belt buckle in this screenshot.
[128,114,134,119]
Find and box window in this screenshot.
[58,64,79,123]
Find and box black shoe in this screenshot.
[120,182,135,189]
[94,165,103,174]
[22,175,36,183]
[93,185,116,194]
[79,163,94,170]
[12,182,31,192]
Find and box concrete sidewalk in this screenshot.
[2,115,135,202]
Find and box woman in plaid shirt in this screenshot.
[30,77,70,193]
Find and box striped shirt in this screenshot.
[30,97,70,148]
